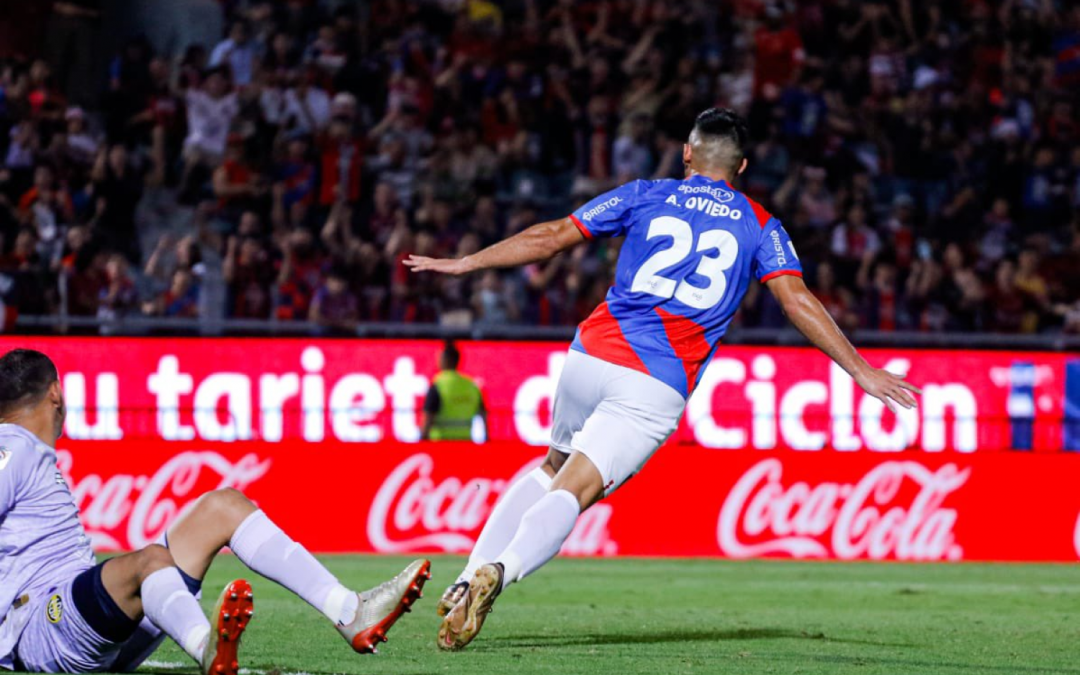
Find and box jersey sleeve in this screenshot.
[569,180,644,239]
[0,445,29,519]
[754,218,804,283]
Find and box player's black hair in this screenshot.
[690,107,750,176]
[0,349,58,416]
[441,340,461,370]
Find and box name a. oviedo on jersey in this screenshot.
[717,459,971,561]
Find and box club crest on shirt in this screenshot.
[46,594,63,623]
[0,447,10,471]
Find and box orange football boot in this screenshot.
[201,579,254,675]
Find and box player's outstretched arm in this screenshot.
[765,273,921,412]
[404,217,585,276]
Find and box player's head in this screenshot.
[683,108,750,180]
[440,340,461,371]
[0,349,65,441]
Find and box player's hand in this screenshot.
[403,255,473,276]
[854,368,921,413]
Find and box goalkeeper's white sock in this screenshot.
[458,467,551,584]
[230,510,358,625]
[140,567,210,663]
[496,489,580,589]
[111,533,201,671]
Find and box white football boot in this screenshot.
[437,563,503,651]
[336,559,431,654]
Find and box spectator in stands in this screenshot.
[830,202,880,286]
[180,66,238,200]
[612,112,653,182]
[144,268,200,318]
[0,0,1076,337]
[274,227,324,321]
[91,144,144,263]
[97,253,137,323]
[210,21,257,87]
[143,233,205,307]
[812,261,857,332]
[61,107,99,167]
[473,269,517,327]
[282,66,331,135]
[213,135,264,224]
[318,115,364,208]
[309,266,358,334]
[1015,249,1050,333]
[988,259,1026,334]
[272,131,316,228]
[62,231,105,317]
[5,121,39,171]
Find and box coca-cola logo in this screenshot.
[367,453,617,555]
[58,449,271,550]
[718,459,970,560]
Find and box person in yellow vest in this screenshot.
[422,341,487,442]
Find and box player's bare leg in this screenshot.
[437,449,565,616]
[100,544,252,674]
[164,488,429,654]
[438,452,603,650]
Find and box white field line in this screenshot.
[141,660,320,675]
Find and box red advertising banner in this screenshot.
[62,441,1080,562]
[5,336,1078,452]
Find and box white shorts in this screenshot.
[550,350,686,497]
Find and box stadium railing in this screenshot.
[13,314,1080,350]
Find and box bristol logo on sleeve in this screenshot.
[770,230,787,265]
[0,447,11,471]
[581,196,623,221]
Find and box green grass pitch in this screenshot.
[130,555,1078,675]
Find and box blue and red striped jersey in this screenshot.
[569,175,803,398]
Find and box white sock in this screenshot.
[496,489,580,590]
[140,568,210,663]
[458,468,552,584]
[230,510,358,625]
[113,532,201,671]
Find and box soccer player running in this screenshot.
[0,349,430,674]
[405,108,921,651]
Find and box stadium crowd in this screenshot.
[0,0,1079,334]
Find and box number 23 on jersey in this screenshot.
[630,216,739,310]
